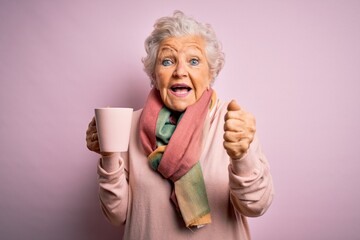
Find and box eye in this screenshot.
[190,58,199,66]
[162,59,173,66]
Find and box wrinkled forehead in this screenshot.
[158,36,206,55]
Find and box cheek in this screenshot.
[154,75,164,89]
[197,66,211,86]
[195,75,211,91]
[154,69,170,88]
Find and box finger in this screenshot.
[87,140,100,153]
[224,126,255,144]
[227,100,241,111]
[223,139,250,159]
[86,117,97,135]
[86,118,98,133]
[225,113,256,133]
[86,132,98,145]
[86,126,97,135]
[225,100,243,121]
[224,110,245,121]
[92,133,98,141]
[223,131,243,142]
[224,138,251,150]
[224,118,244,132]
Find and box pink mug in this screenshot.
[95,107,133,152]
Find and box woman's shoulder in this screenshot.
[213,99,228,116]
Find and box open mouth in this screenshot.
[170,84,192,96]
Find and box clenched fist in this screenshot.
[223,100,256,159]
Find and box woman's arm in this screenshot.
[97,152,129,225]
[228,135,274,217]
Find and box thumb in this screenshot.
[227,100,241,111]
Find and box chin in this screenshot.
[164,98,197,112]
[166,103,188,112]
[170,107,187,112]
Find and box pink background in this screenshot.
[1,1,359,239]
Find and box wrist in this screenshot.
[230,150,259,176]
[101,152,121,172]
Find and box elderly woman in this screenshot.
[86,11,274,240]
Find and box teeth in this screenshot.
[174,88,188,93]
[172,87,190,92]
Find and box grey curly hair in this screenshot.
[142,11,225,86]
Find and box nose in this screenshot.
[173,59,188,78]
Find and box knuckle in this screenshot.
[223,141,228,149]
[223,132,229,141]
[224,141,243,158]
[224,112,230,121]
[86,143,92,151]
[224,121,231,131]
[239,140,250,151]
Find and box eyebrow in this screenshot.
[159,46,203,57]
[157,49,175,59]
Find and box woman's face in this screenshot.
[154,36,212,112]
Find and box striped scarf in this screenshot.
[139,88,216,228]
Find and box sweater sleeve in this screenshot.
[97,152,129,225]
[228,135,274,217]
